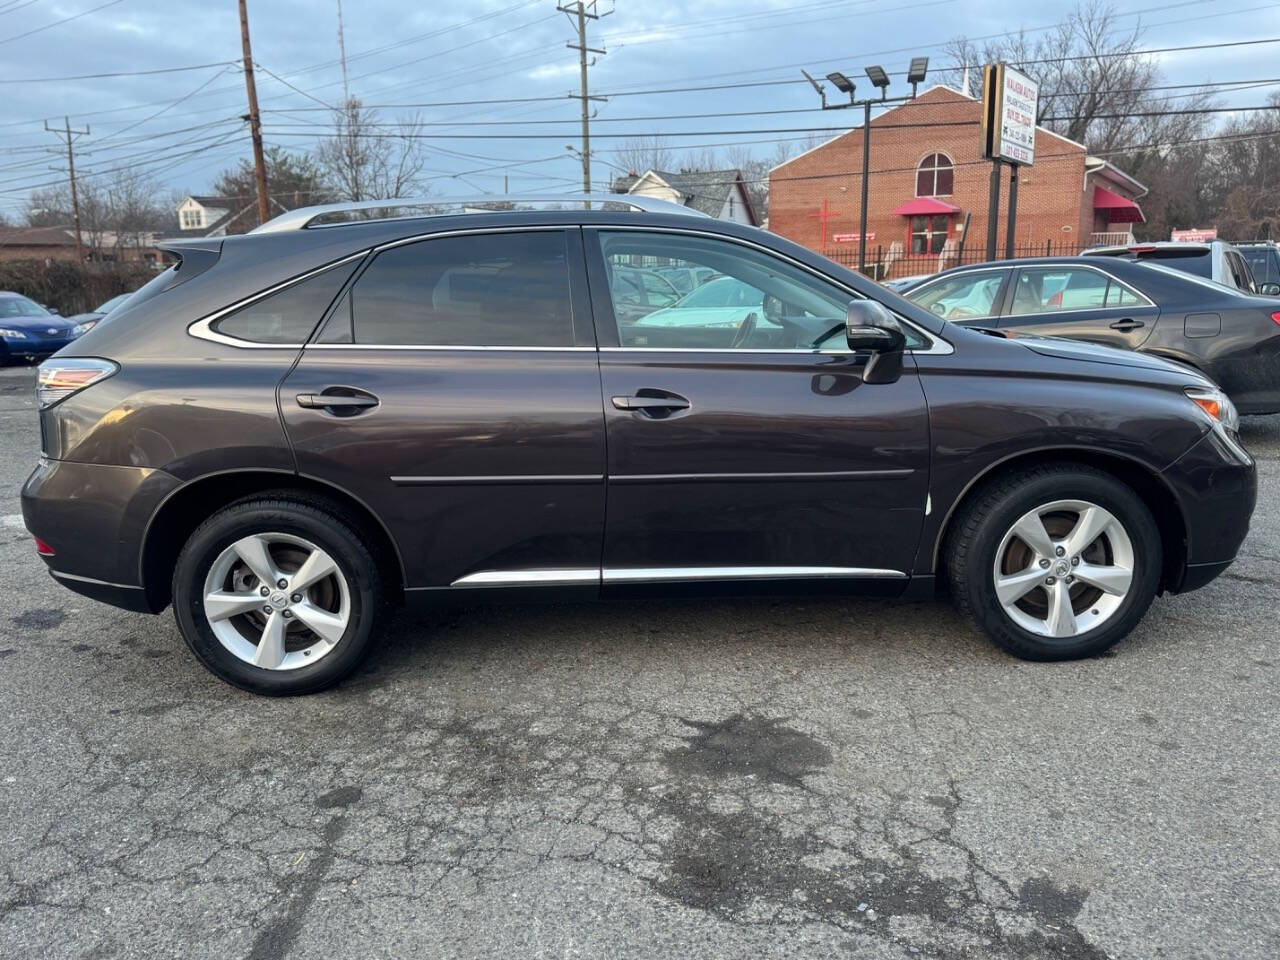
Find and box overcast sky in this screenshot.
[2,0,1278,221]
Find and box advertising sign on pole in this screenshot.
[981,64,1039,166]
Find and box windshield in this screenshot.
[93,292,132,314]
[1241,248,1279,284]
[0,295,50,318]
[673,276,764,309]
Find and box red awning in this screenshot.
[892,196,961,216]
[1094,185,1146,224]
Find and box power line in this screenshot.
[0,0,123,45]
[0,60,238,86]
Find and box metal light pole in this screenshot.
[803,57,929,276]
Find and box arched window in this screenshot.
[916,153,954,197]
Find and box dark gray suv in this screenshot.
[21,197,1257,695]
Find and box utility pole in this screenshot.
[559,1,610,199]
[237,0,271,227]
[45,117,88,263]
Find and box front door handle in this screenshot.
[1109,318,1145,331]
[611,394,690,412]
[296,391,379,412]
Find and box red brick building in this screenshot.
[768,86,1147,278]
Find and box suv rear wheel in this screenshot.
[947,464,1162,660]
[172,496,383,695]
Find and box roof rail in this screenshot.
[250,194,708,234]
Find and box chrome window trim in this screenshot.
[589,224,953,356]
[1006,262,1157,311]
[187,251,367,350]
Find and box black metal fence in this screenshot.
[820,240,1092,281]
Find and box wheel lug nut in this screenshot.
[262,605,273,614]
[1055,546,1066,557]
[1045,576,1056,585]
[1039,559,1050,569]
[1066,575,1075,584]
[1071,556,1080,566]
[291,593,302,604]
[260,586,269,596]
[277,579,288,589]
[282,610,293,619]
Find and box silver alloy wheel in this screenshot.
[993,499,1135,639]
[201,532,351,671]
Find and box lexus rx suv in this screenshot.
[21,197,1257,695]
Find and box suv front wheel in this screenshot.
[172,495,384,695]
[947,464,1162,660]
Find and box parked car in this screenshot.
[655,265,718,294]
[0,291,83,364]
[607,265,682,325]
[900,256,1280,414]
[1234,241,1280,295]
[63,291,135,334]
[23,196,1255,695]
[1082,240,1258,293]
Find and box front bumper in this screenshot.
[1161,427,1257,593]
[2,336,75,360]
[21,457,181,613]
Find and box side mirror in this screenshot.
[1261,282,1280,296]
[845,300,906,384]
[763,294,782,323]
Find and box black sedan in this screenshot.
[899,257,1280,414]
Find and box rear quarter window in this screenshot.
[211,260,358,344]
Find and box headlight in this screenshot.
[1185,386,1239,432]
[70,320,97,336]
[36,358,118,409]
[0,327,27,339]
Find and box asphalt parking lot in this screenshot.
[0,361,1276,960]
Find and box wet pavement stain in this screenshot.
[10,608,65,630]
[664,713,833,787]
[648,716,1107,958]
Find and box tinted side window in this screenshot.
[597,230,926,351]
[213,260,357,344]
[909,270,1007,321]
[333,231,574,347]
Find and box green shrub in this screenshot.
[0,260,159,314]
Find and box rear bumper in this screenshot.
[1161,428,1257,593]
[46,570,153,613]
[21,457,180,612]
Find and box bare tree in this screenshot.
[316,98,430,202]
[612,135,674,176]
[940,0,1216,153]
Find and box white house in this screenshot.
[613,169,758,225]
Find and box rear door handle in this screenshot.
[296,392,379,411]
[611,395,690,412]
[1108,318,1144,331]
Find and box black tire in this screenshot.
[946,463,1162,661]
[172,495,384,695]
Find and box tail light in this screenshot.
[1128,245,1157,254]
[36,358,118,409]
[1047,290,1063,307]
[1271,312,1280,326]
[33,536,55,557]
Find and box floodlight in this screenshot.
[865,65,890,89]
[826,71,855,94]
[906,57,929,85]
